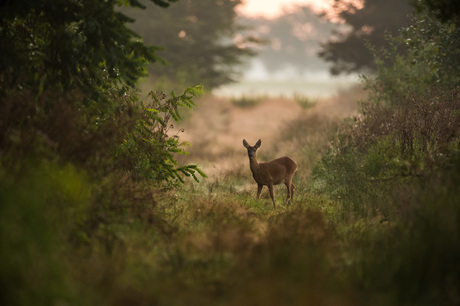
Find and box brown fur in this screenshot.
[243,139,297,208]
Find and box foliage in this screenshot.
[412,0,460,24]
[0,162,92,305]
[0,1,206,187]
[293,94,317,109]
[0,0,177,97]
[0,82,205,189]
[3,163,457,305]
[230,95,263,108]
[362,14,460,106]
[0,0,208,303]
[312,1,460,218]
[121,0,259,90]
[306,6,460,303]
[0,0,206,184]
[117,86,207,187]
[2,0,460,305]
[319,0,414,75]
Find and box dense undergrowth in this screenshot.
[2,2,460,306]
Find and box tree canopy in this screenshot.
[0,0,206,187]
[319,0,414,75]
[0,0,181,98]
[413,0,460,23]
[121,0,259,90]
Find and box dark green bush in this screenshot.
[309,5,460,303]
[312,6,460,218]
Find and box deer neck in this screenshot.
[249,156,260,173]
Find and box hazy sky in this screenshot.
[214,0,360,96]
[237,0,363,21]
[237,0,330,18]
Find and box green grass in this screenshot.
[2,87,459,305]
[293,93,318,109]
[230,95,265,108]
[2,154,460,305]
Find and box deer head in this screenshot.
[243,139,261,160]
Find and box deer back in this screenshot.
[254,157,297,185]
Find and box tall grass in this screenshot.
[3,16,460,304]
[3,83,459,305]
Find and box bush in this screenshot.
[0,162,92,305]
[115,86,207,187]
[308,7,460,302]
[311,8,460,218]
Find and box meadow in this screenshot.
[148,82,460,305]
[2,83,459,305]
[2,3,460,304]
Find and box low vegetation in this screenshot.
[293,94,318,110]
[230,95,265,108]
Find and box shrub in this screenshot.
[230,95,263,108]
[115,86,207,187]
[312,8,460,218]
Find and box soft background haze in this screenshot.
[215,0,359,98]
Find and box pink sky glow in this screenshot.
[237,0,363,20]
[237,0,329,18]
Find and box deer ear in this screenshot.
[255,139,262,148]
[243,139,250,148]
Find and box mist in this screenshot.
[214,4,359,98]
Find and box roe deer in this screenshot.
[243,139,297,208]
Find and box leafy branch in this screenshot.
[117,85,206,187]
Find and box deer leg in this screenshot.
[257,184,263,199]
[268,184,276,208]
[291,183,296,202]
[284,182,291,202]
